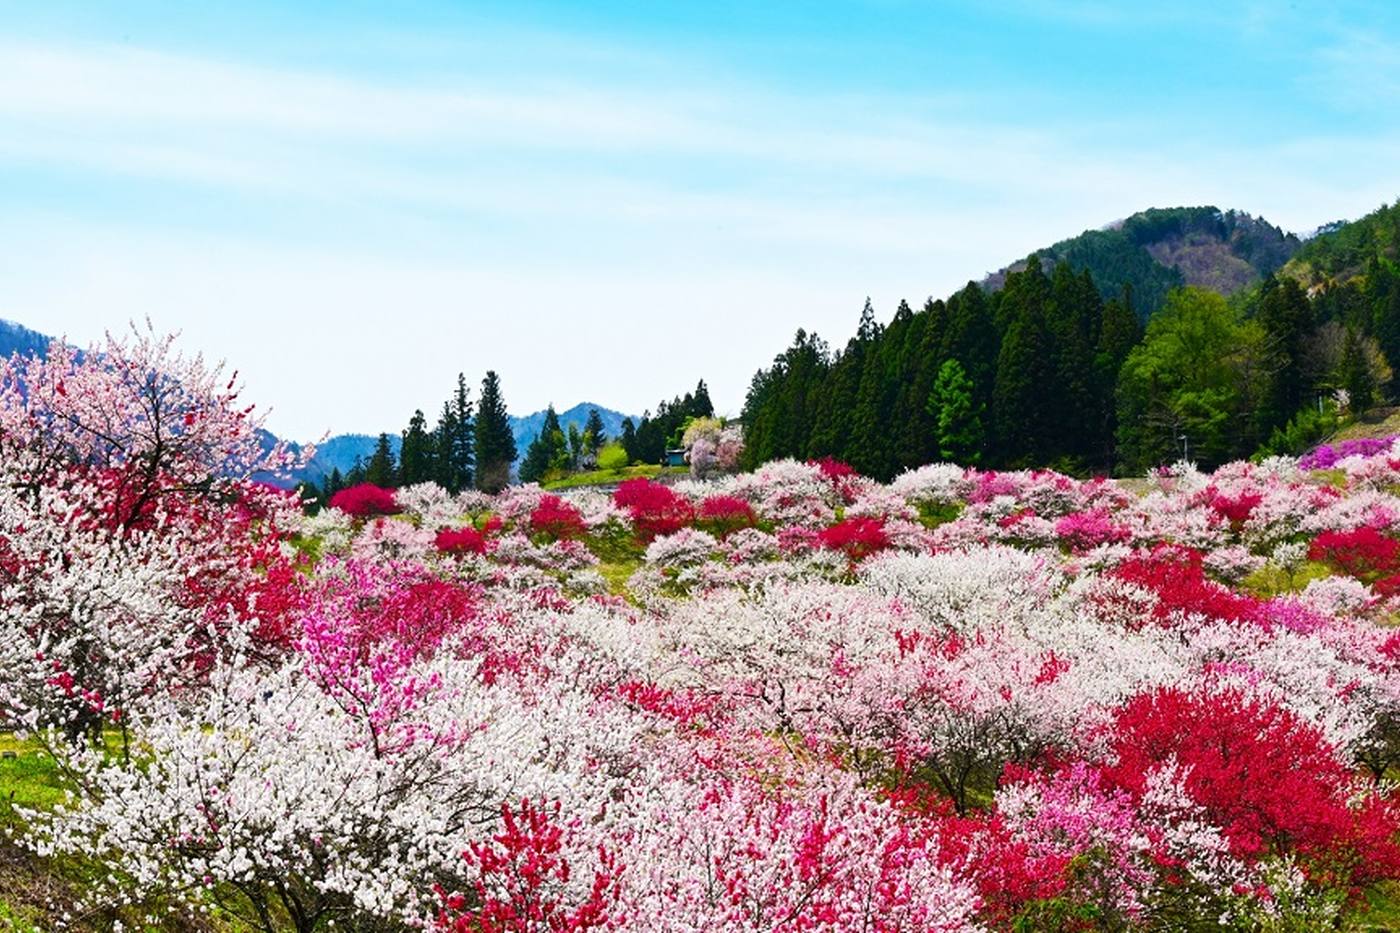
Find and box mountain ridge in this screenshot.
[982,206,1302,317]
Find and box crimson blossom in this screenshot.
[529,494,589,540]
[1104,686,1400,888]
[330,482,400,518]
[819,516,891,563]
[613,478,695,541]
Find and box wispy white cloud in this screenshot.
[0,22,1395,437]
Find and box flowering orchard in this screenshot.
[8,333,1400,930]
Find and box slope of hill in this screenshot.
[1283,198,1400,286]
[985,206,1301,317]
[0,319,50,358]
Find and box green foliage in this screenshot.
[1115,287,1270,470]
[1289,199,1400,282]
[541,463,685,491]
[519,404,570,484]
[363,432,397,488]
[915,500,963,529]
[583,407,606,457]
[398,409,433,486]
[619,417,638,462]
[929,358,983,464]
[474,370,516,493]
[1255,401,1342,459]
[1240,560,1332,598]
[432,373,476,493]
[633,380,716,465]
[0,736,66,811]
[596,442,629,471]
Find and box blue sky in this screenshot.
[1,1,1399,439]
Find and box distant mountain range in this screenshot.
[0,320,633,486]
[286,402,633,486]
[983,206,1303,318]
[0,319,51,360]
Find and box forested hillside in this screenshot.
[742,201,1400,479]
[984,206,1300,317]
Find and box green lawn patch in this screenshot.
[0,735,67,812]
[543,465,687,491]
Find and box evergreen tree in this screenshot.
[320,466,345,503]
[442,374,476,492]
[583,408,606,457]
[345,456,366,487]
[433,401,459,490]
[691,381,714,418]
[1254,276,1314,435]
[1342,326,1378,414]
[474,371,516,493]
[929,358,984,464]
[399,409,433,486]
[992,261,1053,465]
[892,301,942,470]
[940,283,999,430]
[620,417,638,464]
[1043,264,1100,465]
[847,300,893,476]
[364,433,397,488]
[519,405,568,485]
[567,423,584,470]
[1093,287,1142,468]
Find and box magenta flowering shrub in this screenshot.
[1054,508,1132,552]
[1301,436,1397,470]
[329,482,400,518]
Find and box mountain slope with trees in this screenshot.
[744,201,1400,479]
[984,206,1301,318]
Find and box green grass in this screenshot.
[1347,881,1400,931]
[0,735,67,812]
[543,465,687,491]
[596,559,642,599]
[1326,406,1400,444]
[0,896,45,932]
[1240,560,1332,598]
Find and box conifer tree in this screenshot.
[620,417,638,464]
[474,371,516,493]
[364,433,397,488]
[848,303,893,477]
[583,408,606,456]
[992,261,1053,465]
[691,381,714,418]
[442,374,475,492]
[1343,326,1378,414]
[399,409,433,486]
[1255,276,1314,434]
[929,358,984,464]
[567,423,584,470]
[321,466,345,502]
[940,283,999,427]
[345,456,366,487]
[519,405,568,485]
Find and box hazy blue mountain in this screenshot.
[0,319,51,358]
[291,404,633,486]
[509,403,630,453]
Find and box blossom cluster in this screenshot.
[9,333,1400,930]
